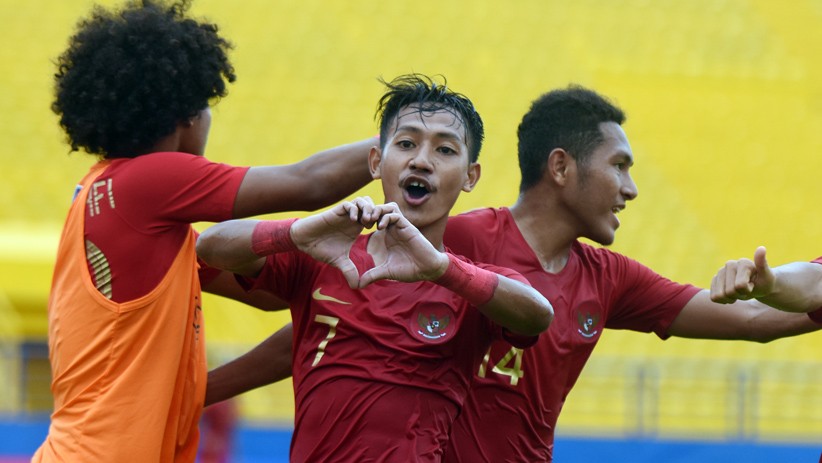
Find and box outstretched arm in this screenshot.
[205,323,294,406]
[198,197,381,278]
[711,246,822,313]
[668,290,820,343]
[232,137,377,218]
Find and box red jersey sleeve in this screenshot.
[602,252,700,338]
[114,152,249,229]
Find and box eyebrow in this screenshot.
[394,125,464,143]
[616,152,634,165]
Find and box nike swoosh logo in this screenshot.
[312,288,351,305]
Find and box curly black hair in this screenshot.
[52,0,235,158]
[375,73,484,163]
[517,85,626,192]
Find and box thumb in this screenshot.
[754,246,769,273]
[359,266,389,288]
[334,258,362,289]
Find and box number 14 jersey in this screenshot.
[442,208,700,462]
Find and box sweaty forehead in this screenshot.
[391,106,467,142]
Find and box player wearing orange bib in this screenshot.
[35,1,375,461]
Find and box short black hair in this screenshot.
[517,85,626,192]
[375,73,484,163]
[52,0,236,158]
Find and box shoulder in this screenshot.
[448,207,504,226]
[573,241,656,278]
[445,207,508,239]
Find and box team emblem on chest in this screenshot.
[576,311,600,338]
[410,302,456,343]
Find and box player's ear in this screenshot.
[547,148,572,186]
[368,146,382,180]
[462,162,481,192]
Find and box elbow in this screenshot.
[533,300,555,334]
[518,297,554,337]
[195,229,221,268]
[195,233,212,264]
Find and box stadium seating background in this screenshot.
[1,0,820,459]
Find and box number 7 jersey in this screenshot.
[442,208,700,462]
[243,232,536,463]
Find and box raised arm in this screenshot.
[205,323,294,406]
[710,246,822,313]
[232,137,377,218]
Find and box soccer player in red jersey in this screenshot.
[204,86,822,462]
[195,74,554,462]
[35,1,375,461]
[439,86,822,462]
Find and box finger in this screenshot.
[754,246,768,273]
[711,269,734,303]
[355,197,375,223]
[732,263,756,298]
[359,266,389,288]
[377,211,402,230]
[360,202,381,228]
[334,259,361,289]
[710,272,724,302]
[382,202,401,213]
[340,201,359,223]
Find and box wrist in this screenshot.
[251,218,299,256]
[434,253,499,307]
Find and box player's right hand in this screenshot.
[291,196,379,287]
[710,246,775,304]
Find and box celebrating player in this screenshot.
[195,74,554,462]
[441,86,822,462]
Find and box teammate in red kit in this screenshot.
[196,74,554,462]
[440,86,821,462]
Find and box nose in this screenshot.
[622,173,638,200]
[409,146,434,171]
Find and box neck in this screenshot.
[510,191,577,274]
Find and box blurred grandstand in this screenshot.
[1,0,820,461]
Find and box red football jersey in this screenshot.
[80,152,247,301]
[246,234,532,462]
[442,208,700,462]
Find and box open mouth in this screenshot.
[402,178,433,205]
[406,181,430,199]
